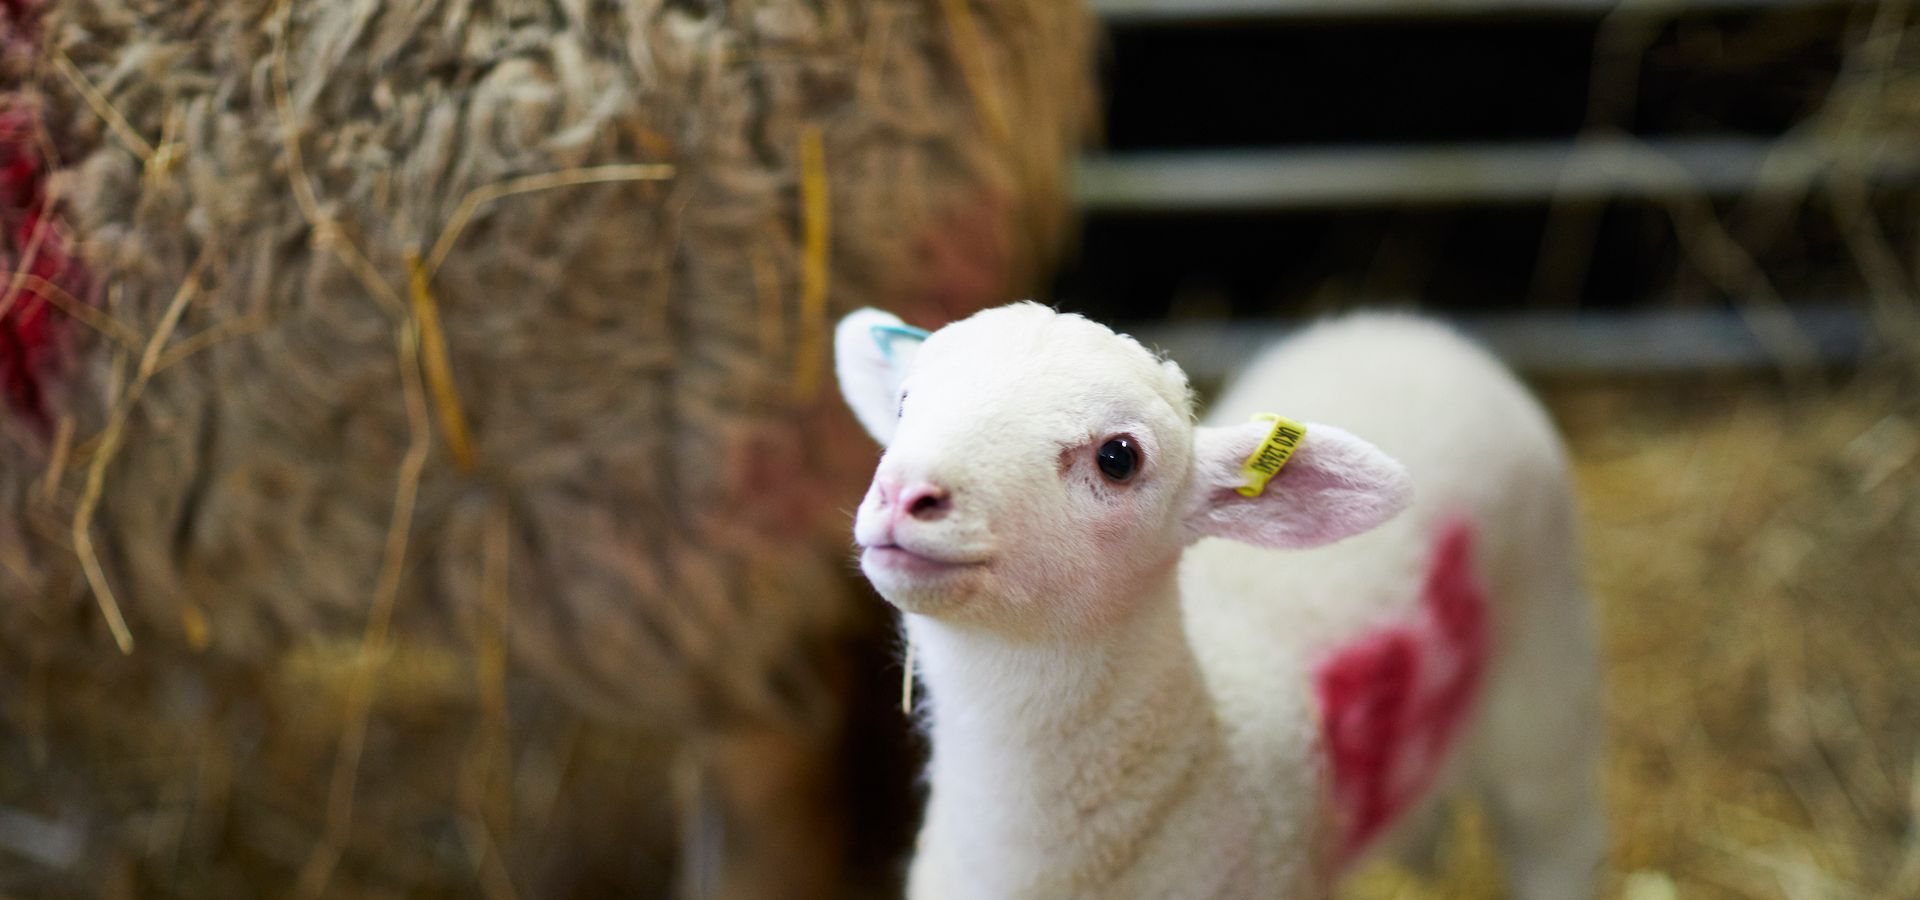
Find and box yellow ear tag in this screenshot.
[1236,413,1308,498]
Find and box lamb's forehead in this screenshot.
[915,304,1191,415]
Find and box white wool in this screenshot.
[836,304,1606,900]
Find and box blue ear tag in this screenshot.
[870,323,931,362]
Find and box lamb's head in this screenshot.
[835,303,1412,637]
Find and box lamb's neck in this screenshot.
[905,578,1259,897]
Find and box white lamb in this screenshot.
[834,302,1605,899]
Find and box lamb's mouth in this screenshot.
[861,544,989,578]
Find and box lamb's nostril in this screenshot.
[902,485,952,522]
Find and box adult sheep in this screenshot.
[0,0,1091,895]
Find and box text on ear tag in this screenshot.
[1237,413,1308,497]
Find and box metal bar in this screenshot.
[1076,137,1920,212]
[1095,0,1858,23]
[1129,307,1874,378]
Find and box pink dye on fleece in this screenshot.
[1,7,89,430]
[1,0,43,51]
[1314,518,1489,864]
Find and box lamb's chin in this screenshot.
[862,555,988,615]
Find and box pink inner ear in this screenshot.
[1314,517,1490,865]
[1190,423,1411,549]
[1268,443,1409,546]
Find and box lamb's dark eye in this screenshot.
[1096,437,1139,482]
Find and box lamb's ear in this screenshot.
[835,308,928,445]
[1183,419,1412,549]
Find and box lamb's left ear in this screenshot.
[1183,419,1413,549]
[835,308,928,445]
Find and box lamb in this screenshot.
[833,302,1606,899]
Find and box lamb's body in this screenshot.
[1183,315,1605,894]
[836,305,1604,900]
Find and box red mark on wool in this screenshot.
[0,95,88,429]
[905,194,1011,323]
[1314,518,1489,864]
[2,0,43,46]
[2,3,50,112]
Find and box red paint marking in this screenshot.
[905,194,1011,322]
[1314,518,1489,864]
[1,71,89,428]
[2,0,44,50]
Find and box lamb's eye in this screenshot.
[1095,437,1139,482]
[897,391,908,419]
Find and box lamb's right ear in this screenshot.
[835,308,928,445]
[1183,418,1412,549]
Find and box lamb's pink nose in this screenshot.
[873,476,953,524]
[898,483,952,522]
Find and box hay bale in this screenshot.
[0,0,1093,894]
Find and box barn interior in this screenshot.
[0,0,1915,897]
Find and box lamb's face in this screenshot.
[838,304,1198,635]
